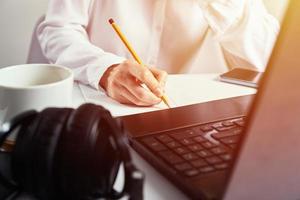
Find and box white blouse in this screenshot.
[37,0,279,90]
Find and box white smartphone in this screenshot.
[219,68,263,88]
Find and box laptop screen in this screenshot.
[224,1,300,199]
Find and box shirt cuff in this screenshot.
[88,53,126,92]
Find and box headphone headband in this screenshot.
[99,112,144,200]
[0,110,37,145]
[0,110,37,190]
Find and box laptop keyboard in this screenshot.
[138,117,245,178]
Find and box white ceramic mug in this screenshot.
[0,64,74,125]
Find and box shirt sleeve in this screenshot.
[37,0,126,90]
[199,0,280,71]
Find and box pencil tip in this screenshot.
[109,18,114,24]
[162,96,171,108]
[166,103,172,109]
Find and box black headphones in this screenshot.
[0,104,144,200]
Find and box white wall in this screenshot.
[0,0,48,67]
[0,0,289,68]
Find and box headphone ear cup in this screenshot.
[30,108,72,200]
[11,108,72,199]
[55,104,104,198]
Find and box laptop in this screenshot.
[118,1,300,199]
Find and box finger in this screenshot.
[120,76,161,105]
[107,83,139,105]
[129,64,163,98]
[114,94,132,105]
[121,86,159,106]
[148,67,168,88]
[111,83,158,106]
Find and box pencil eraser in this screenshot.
[109,18,114,24]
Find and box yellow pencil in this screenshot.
[109,18,171,108]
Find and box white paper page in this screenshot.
[79,74,256,117]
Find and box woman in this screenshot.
[38,0,279,106]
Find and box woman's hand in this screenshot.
[100,60,168,106]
